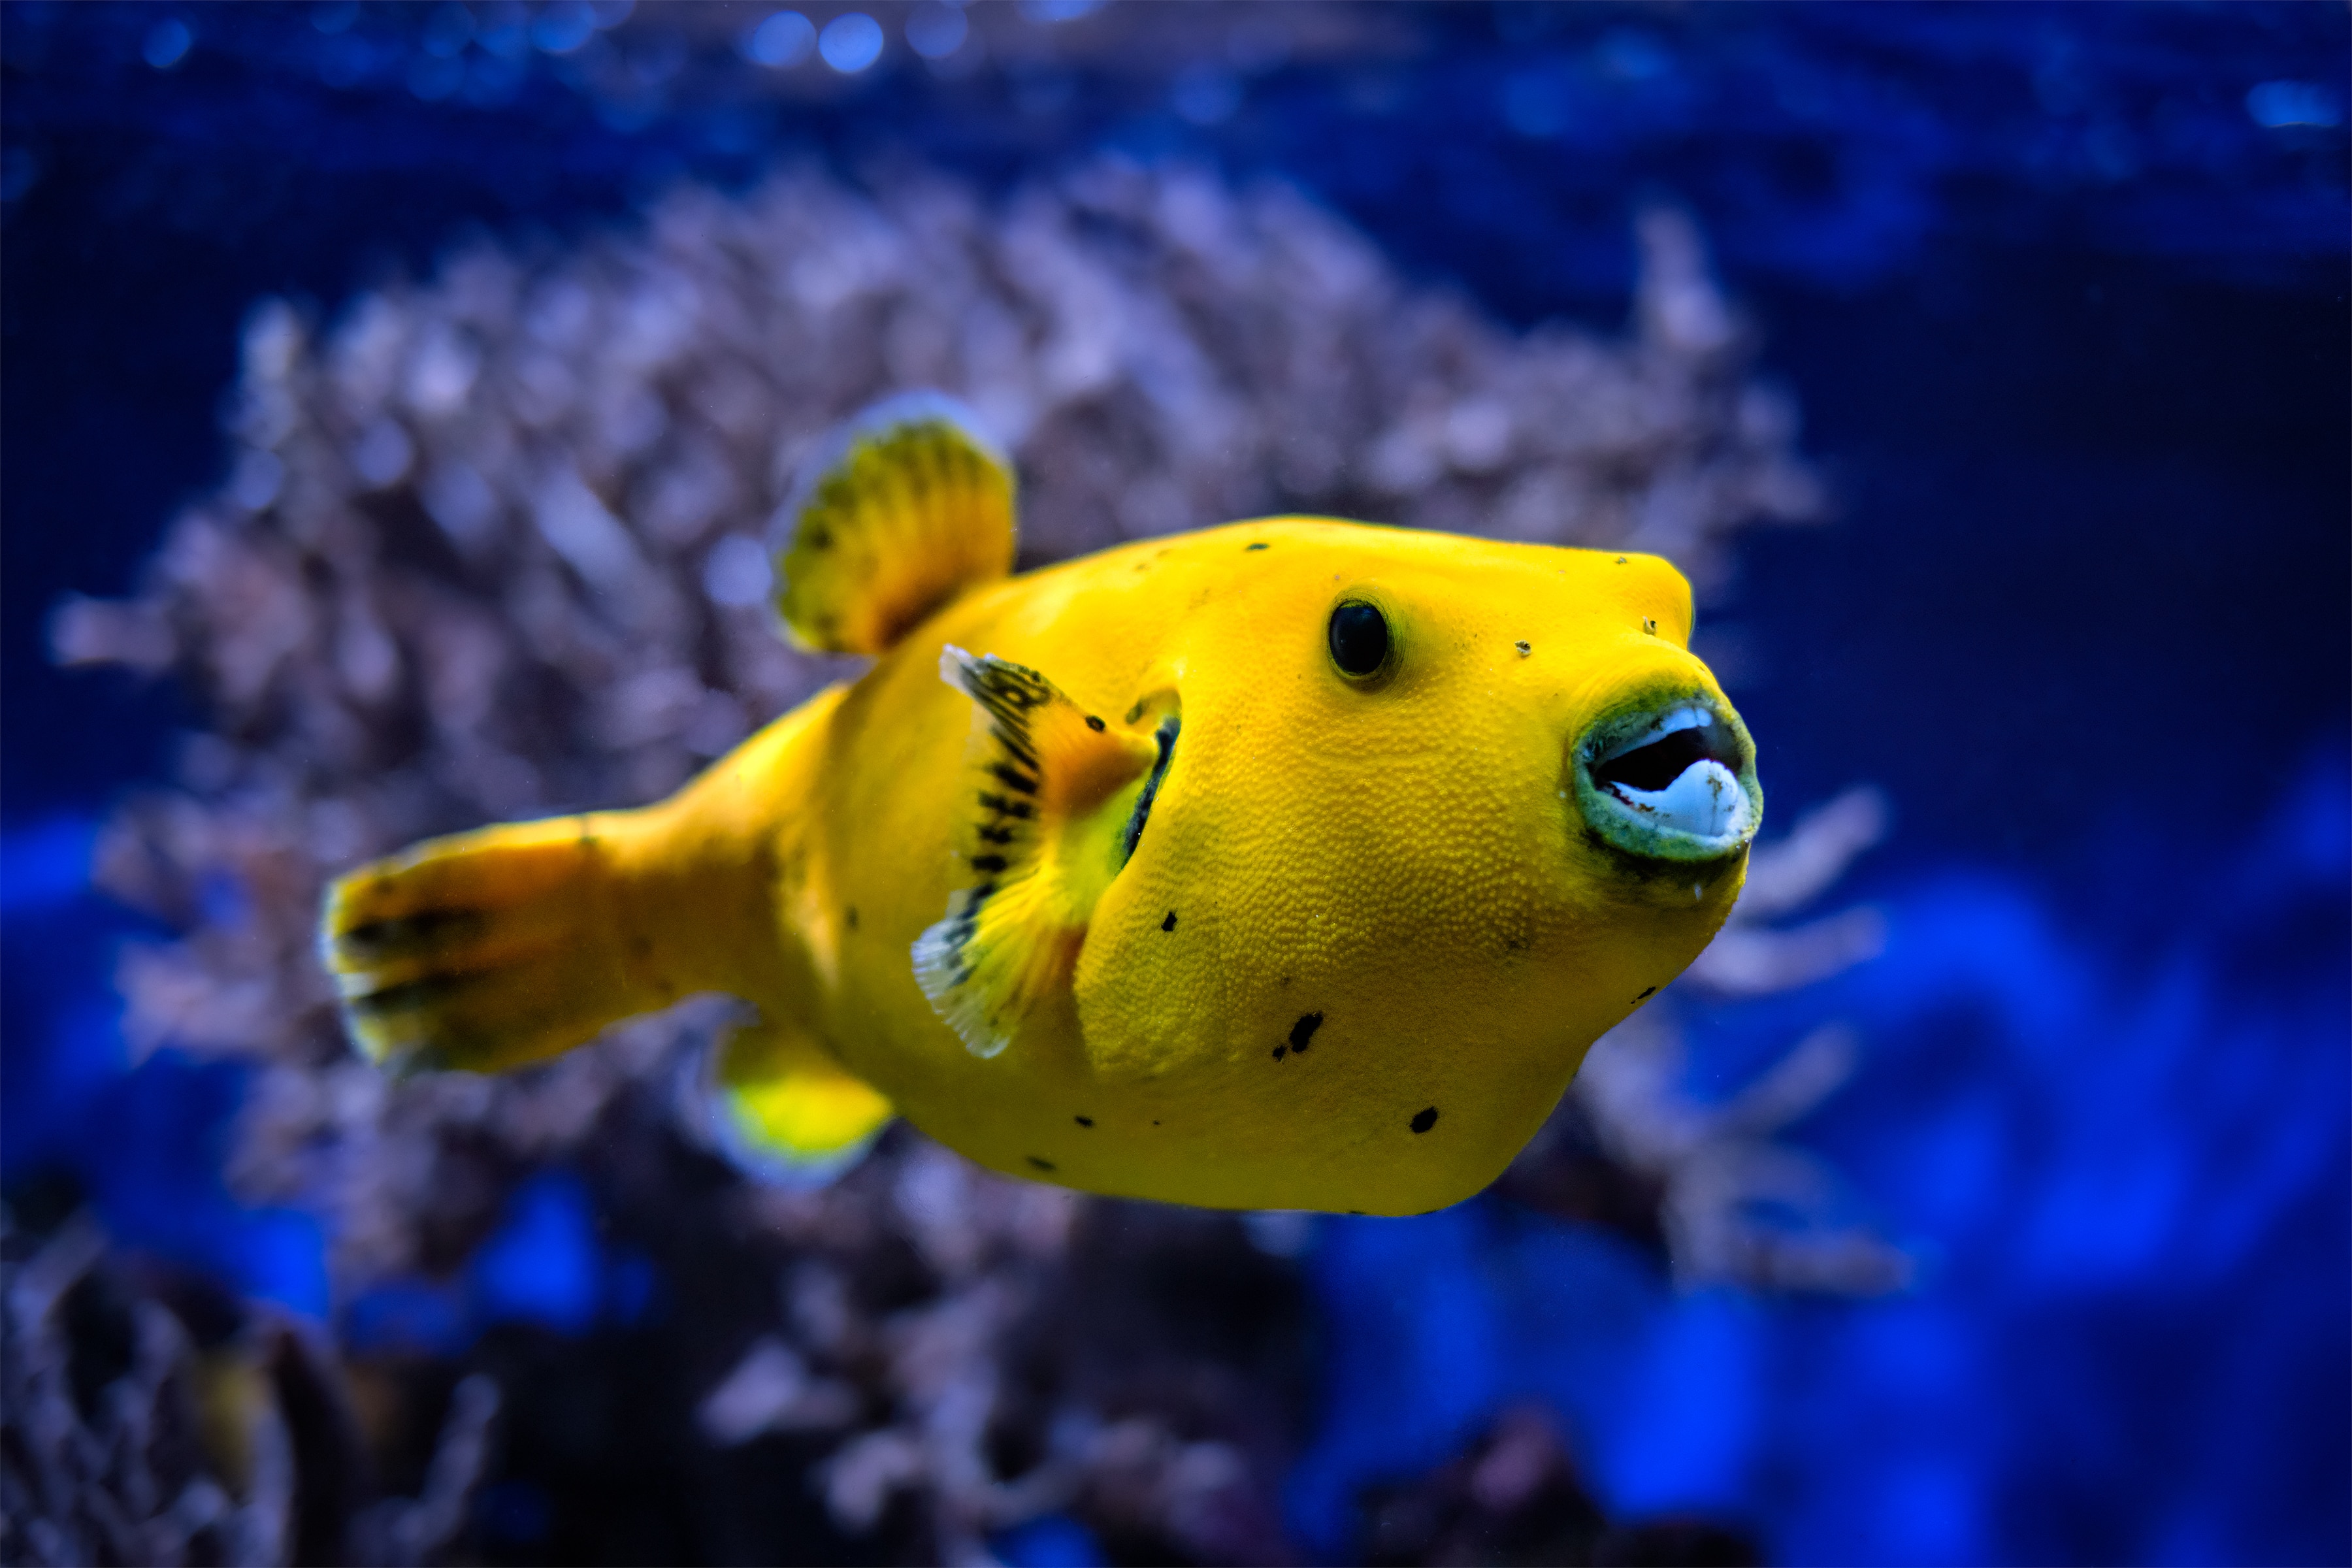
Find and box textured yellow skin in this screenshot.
[593,517,1750,1215]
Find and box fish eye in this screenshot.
[1328,600,1390,679]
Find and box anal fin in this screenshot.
[772,393,1016,655]
[706,1013,894,1185]
[914,649,1174,1060]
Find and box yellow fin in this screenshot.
[321,814,670,1077]
[772,393,1016,655]
[914,649,1175,1059]
[706,1014,894,1184]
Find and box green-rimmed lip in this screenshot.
[1574,698,1761,862]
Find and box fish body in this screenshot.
[325,399,1761,1216]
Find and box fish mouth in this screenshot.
[1573,698,1761,862]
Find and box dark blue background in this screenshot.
[4,5,2345,1563]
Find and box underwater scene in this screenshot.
[3,3,2346,1564]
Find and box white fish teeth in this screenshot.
[1593,703,1714,764]
[1603,760,1754,843]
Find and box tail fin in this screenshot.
[321,814,677,1077]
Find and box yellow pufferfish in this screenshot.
[321,395,1763,1217]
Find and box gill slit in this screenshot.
[1119,716,1181,866]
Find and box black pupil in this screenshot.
[1329,601,1388,677]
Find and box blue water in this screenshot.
[343,1168,661,1356]
[3,5,2344,1562]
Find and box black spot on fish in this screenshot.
[845,907,859,930]
[809,526,832,549]
[1411,1107,1439,1134]
[1075,1115,1094,1128]
[995,731,1040,772]
[1027,1156,1056,1173]
[1152,1120,1160,1126]
[1288,1013,1324,1053]
[1514,640,1531,657]
[1348,1209,1365,1216]
[338,909,485,956]
[978,826,1015,845]
[1245,542,1270,551]
[971,855,1007,874]
[349,975,472,1017]
[1085,714,1106,732]
[988,763,1039,795]
[1635,986,1658,1001]
[1272,1046,1287,1062]
[1161,911,1177,932]
[1123,698,1149,725]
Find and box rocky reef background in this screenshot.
[5,6,2347,1567]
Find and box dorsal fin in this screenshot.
[914,648,1177,1059]
[770,393,1016,655]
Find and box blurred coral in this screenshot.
[45,159,1850,1563]
[1355,1404,1758,1568]
[1497,787,1905,1295]
[0,1210,498,1568]
[1579,787,1907,1294]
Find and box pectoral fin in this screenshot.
[772,393,1017,655]
[914,649,1176,1059]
